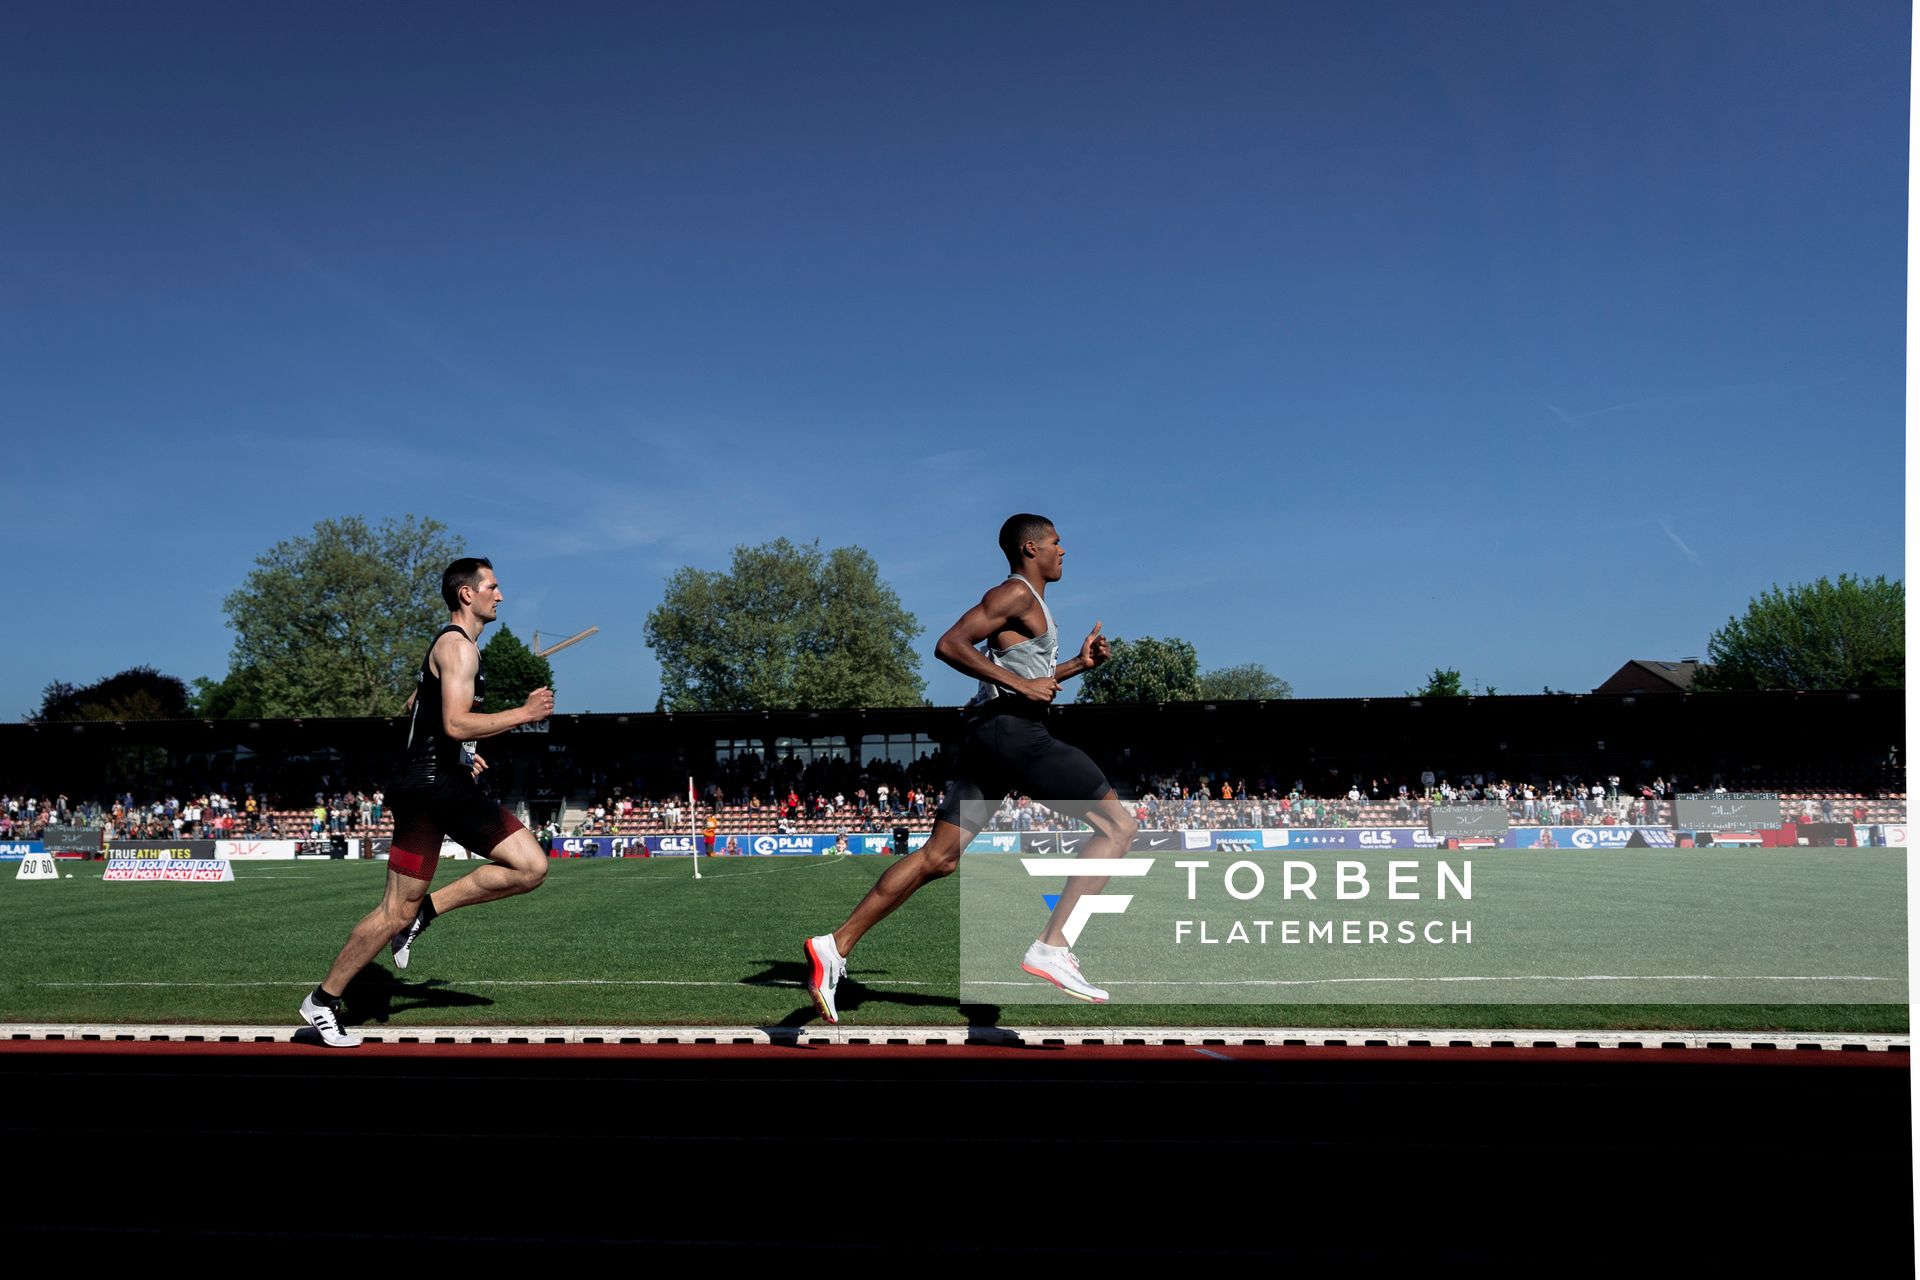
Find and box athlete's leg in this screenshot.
[320,868,432,996]
[424,825,548,915]
[1038,789,1138,948]
[828,819,971,956]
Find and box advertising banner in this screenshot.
[1673,792,1782,832]
[645,834,699,856]
[106,840,219,860]
[966,832,1021,853]
[0,841,47,861]
[104,859,235,883]
[216,840,300,860]
[42,826,103,854]
[551,836,649,857]
[1510,826,1676,849]
[1430,805,1510,839]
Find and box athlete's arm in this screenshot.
[437,634,555,739]
[1053,620,1111,682]
[934,582,1061,703]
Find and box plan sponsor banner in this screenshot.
[1511,826,1676,849]
[0,841,47,861]
[746,833,837,856]
[216,840,299,860]
[104,858,235,883]
[106,840,219,860]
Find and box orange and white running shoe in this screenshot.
[804,933,847,1024]
[1021,941,1109,1003]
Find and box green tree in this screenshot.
[207,515,465,717]
[482,625,555,712]
[644,538,924,710]
[1692,575,1904,691]
[1196,662,1293,701]
[1075,636,1202,704]
[33,666,193,722]
[1409,667,1465,697]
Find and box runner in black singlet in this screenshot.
[298,557,555,1047]
[803,515,1138,1022]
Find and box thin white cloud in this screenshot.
[1658,519,1702,564]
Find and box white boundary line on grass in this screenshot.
[0,1023,1906,1051]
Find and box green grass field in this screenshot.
[0,855,1906,1033]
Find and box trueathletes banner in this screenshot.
[0,841,46,861]
[106,840,220,860]
[104,858,234,882]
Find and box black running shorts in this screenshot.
[386,781,525,882]
[933,704,1112,835]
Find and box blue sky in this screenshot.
[2,2,1907,717]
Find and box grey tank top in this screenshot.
[969,575,1058,707]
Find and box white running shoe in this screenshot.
[389,911,427,970]
[804,933,847,1024]
[1021,941,1109,1003]
[299,993,362,1048]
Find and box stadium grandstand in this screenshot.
[4,688,1903,849]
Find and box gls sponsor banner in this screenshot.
[0,841,47,861]
[104,859,235,883]
[106,841,219,860]
[958,848,1905,1006]
[216,840,299,860]
[1260,828,1449,850]
[645,835,698,856]
[554,836,648,857]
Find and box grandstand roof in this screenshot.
[1593,659,1701,695]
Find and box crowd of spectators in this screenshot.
[0,784,390,842]
[5,758,1902,846]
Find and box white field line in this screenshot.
[23,974,1888,991]
[967,974,1892,988]
[25,977,933,989]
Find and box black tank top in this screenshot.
[395,624,484,792]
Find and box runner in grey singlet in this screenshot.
[969,574,1059,707]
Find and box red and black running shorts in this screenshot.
[386,782,525,882]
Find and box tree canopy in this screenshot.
[1196,662,1293,701]
[644,538,925,711]
[1075,636,1202,704]
[34,666,193,722]
[481,625,555,713]
[1408,667,1465,697]
[204,515,466,717]
[1692,575,1904,691]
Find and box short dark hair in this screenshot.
[442,557,494,610]
[998,514,1053,569]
